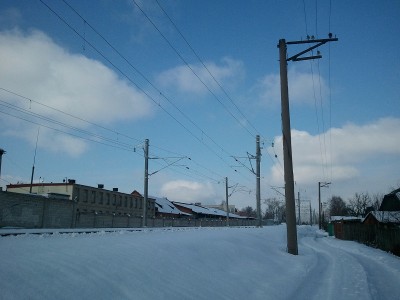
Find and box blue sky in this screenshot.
[0,0,399,211]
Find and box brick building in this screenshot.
[6,180,155,218]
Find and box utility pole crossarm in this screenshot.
[285,37,338,62]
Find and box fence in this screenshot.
[0,191,257,229]
[340,223,400,256]
[75,212,256,229]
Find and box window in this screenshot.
[112,195,116,205]
[130,198,133,208]
[119,196,122,207]
[91,191,96,203]
[124,197,128,208]
[135,198,138,208]
[75,188,80,202]
[83,190,88,203]
[99,192,104,205]
[106,194,110,205]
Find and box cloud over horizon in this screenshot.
[269,117,400,189]
[0,29,153,156]
[160,179,218,204]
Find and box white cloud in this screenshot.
[160,179,218,204]
[269,117,400,186]
[156,57,244,95]
[0,29,153,156]
[256,67,328,106]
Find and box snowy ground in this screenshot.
[0,225,399,300]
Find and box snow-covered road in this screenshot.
[295,228,400,300]
[0,225,399,300]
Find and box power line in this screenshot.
[131,0,256,138]
[0,109,138,153]
[42,0,251,181]
[154,0,260,137]
[152,0,283,180]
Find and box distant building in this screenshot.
[173,202,244,219]
[6,180,155,218]
[153,197,191,218]
[379,188,400,211]
[204,201,236,214]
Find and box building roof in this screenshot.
[379,188,400,211]
[330,216,362,222]
[364,211,400,224]
[153,197,191,216]
[173,202,245,219]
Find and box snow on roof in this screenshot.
[153,197,191,216]
[367,211,400,224]
[330,216,362,222]
[173,202,245,218]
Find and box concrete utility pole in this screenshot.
[278,35,338,255]
[256,135,262,227]
[30,128,40,194]
[0,148,5,189]
[298,191,301,225]
[318,181,331,229]
[225,177,230,226]
[142,138,149,227]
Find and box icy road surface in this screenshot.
[0,225,399,300]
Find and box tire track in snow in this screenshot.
[292,234,373,300]
[320,238,400,300]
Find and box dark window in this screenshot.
[106,194,110,205]
[83,190,88,203]
[124,197,128,208]
[91,191,96,203]
[112,195,116,205]
[99,192,103,204]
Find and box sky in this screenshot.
[1,226,400,299]
[0,0,399,211]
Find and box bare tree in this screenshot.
[238,206,257,218]
[347,193,372,217]
[371,192,384,211]
[328,196,348,216]
[263,197,285,222]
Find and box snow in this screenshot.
[367,211,400,224]
[153,197,191,216]
[1,225,400,299]
[330,216,362,222]
[173,202,244,218]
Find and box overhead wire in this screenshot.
[154,0,261,137]
[50,0,256,185]
[131,0,256,139]
[328,0,334,184]
[0,97,224,186]
[152,0,283,178]
[1,86,233,186]
[40,0,249,182]
[302,0,329,181]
